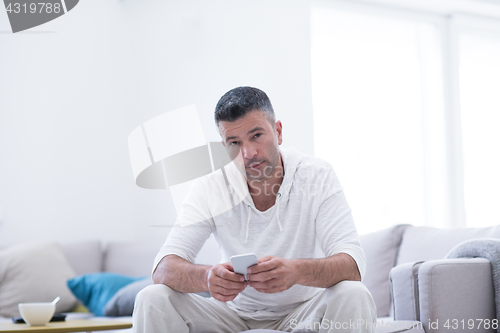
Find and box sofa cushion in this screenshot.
[103,278,152,316]
[67,273,144,316]
[0,242,78,317]
[60,241,102,275]
[396,225,500,265]
[104,242,162,277]
[359,224,410,318]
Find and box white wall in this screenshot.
[0,0,313,247]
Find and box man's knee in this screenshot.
[324,281,375,309]
[328,281,371,298]
[319,281,376,332]
[135,284,180,307]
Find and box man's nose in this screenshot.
[241,144,257,160]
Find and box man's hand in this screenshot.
[207,262,248,302]
[247,256,299,294]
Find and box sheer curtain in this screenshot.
[311,6,446,234]
[460,30,500,227]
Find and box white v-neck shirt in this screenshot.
[153,147,366,320]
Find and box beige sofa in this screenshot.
[361,224,499,332]
[1,224,498,333]
[0,240,163,332]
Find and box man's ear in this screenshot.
[275,120,283,145]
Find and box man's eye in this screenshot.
[254,133,262,139]
[230,141,239,146]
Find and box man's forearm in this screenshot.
[293,253,361,288]
[152,254,211,293]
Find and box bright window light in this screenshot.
[459,31,500,227]
[312,6,445,234]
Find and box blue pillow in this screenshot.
[67,273,144,316]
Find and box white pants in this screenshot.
[132,281,377,333]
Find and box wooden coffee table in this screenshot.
[0,319,132,333]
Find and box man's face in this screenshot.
[218,110,283,182]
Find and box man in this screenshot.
[133,87,376,333]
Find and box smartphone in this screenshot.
[230,253,258,280]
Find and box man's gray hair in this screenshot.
[214,86,275,126]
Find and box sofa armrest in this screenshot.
[390,261,424,321]
[418,258,496,333]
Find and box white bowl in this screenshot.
[18,302,55,326]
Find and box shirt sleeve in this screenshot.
[314,170,366,280]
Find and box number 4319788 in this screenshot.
[6,3,62,14]
[443,319,498,330]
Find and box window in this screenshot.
[460,29,500,227]
[312,2,499,233]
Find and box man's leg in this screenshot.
[133,284,250,333]
[276,281,377,333]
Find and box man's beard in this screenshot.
[245,146,280,181]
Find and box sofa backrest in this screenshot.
[60,241,102,276]
[103,241,164,277]
[104,235,222,277]
[396,225,500,266]
[56,224,500,320]
[359,224,410,318]
[58,234,221,279]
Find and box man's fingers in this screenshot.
[248,269,275,282]
[207,263,250,303]
[221,261,235,272]
[214,277,247,290]
[210,285,244,296]
[248,279,279,289]
[257,255,274,263]
[248,258,277,274]
[209,280,248,302]
[251,280,284,294]
[211,292,238,302]
[215,265,246,282]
